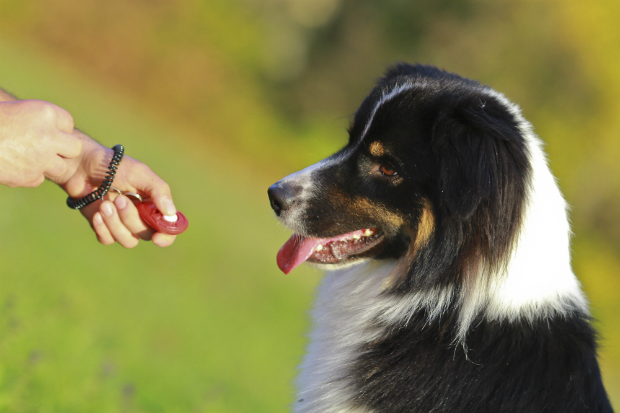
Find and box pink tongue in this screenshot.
[277,234,323,274]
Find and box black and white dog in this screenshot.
[268,64,612,413]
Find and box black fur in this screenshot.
[352,311,610,413]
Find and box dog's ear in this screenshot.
[432,95,528,220]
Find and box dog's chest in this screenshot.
[294,261,396,413]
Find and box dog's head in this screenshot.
[269,64,531,290]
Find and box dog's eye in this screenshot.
[380,164,398,177]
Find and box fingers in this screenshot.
[50,103,75,133]
[29,100,81,160]
[81,198,141,247]
[152,193,177,217]
[92,211,115,245]
[152,232,177,248]
[114,195,155,240]
[91,196,180,248]
[97,200,140,248]
[25,99,75,137]
[130,164,177,216]
[44,135,81,182]
[0,99,82,187]
[72,149,181,247]
[44,154,69,182]
[55,132,82,159]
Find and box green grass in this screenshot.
[0,38,321,412]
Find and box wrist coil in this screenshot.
[66,144,124,209]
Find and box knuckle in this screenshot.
[34,100,58,121]
[160,182,171,195]
[63,111,75,130]
[135,162,154,177]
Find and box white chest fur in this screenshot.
[294,261,396,413]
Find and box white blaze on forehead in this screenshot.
[276,82,416,235]
[359,83,415,143]
[281,81,416,199]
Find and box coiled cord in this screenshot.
[66,144,124,209]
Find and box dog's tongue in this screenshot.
[277,234,322,274]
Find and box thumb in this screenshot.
[151,191,177,217]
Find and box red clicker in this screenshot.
[136,201,189,235]
[66,145,188,236]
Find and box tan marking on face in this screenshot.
[369,141,385,157]
[350,195,405,229]
[383,200,435,290]
[327,187,406,238]
[413,202,435,251]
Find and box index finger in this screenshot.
[53,104,75,133]
[128,163,177,216]
[55,131,82,159]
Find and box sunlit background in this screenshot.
[0,1,619,411]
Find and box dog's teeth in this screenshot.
[364,229,374,237]
[316,244,323,252]
[332,245,343,260]
[353,234,361,240]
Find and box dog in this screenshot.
[268,64,612,413]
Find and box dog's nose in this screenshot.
[268,183,299,215]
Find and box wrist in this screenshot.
[66,144,123,210]
[77,131,110,174]
[56,132,110,190]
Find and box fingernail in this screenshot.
[101,202,113,217]
[116,195,127,210]
[162,197,176,215]
[93,213,103,225]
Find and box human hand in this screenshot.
[0,91,177,248]
[60,135,178,248]
[0,100,82,187]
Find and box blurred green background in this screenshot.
[0,0,619,411]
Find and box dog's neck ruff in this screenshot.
[362,85,588,338]
[385,91,589,341]
[361,81,587,324]
[460,91,588,331]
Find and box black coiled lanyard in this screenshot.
[66,144,124,209]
